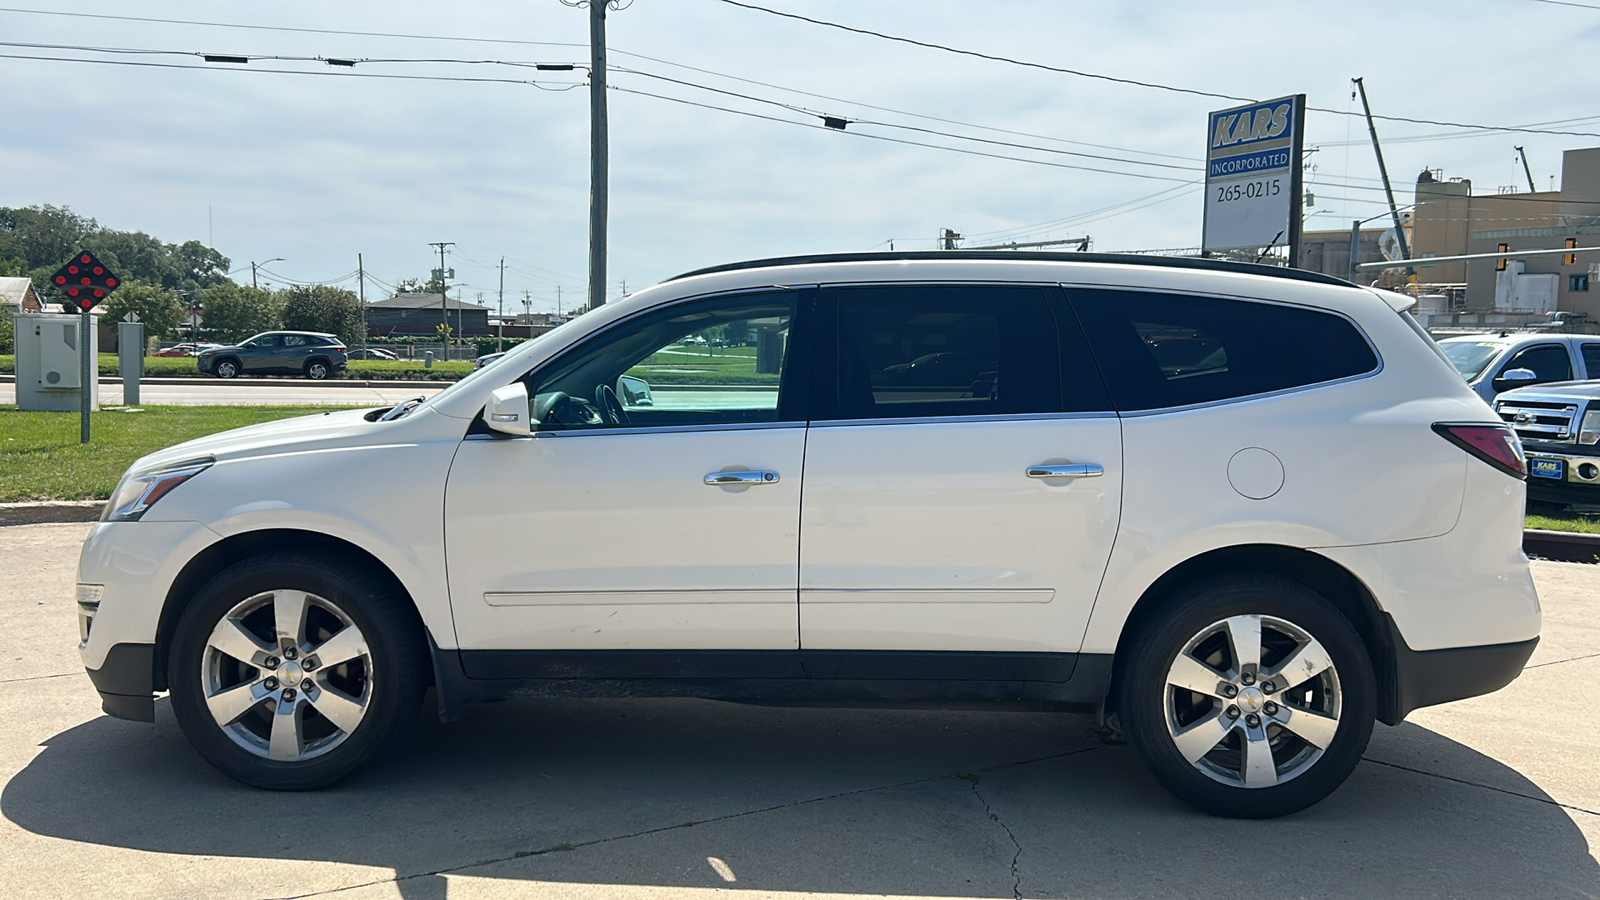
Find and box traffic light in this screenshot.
[1565,238,1578,266]
[50,251,120,312]
[1496,243,1510,272]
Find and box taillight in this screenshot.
[334,346,347,355]
[1432,423,1527,479]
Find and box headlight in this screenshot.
[103,457,213,522]
[1582,409,1600,446]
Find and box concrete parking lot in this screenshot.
[2,522,1597,899]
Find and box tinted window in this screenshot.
[1580,343,1600,377]
[1070,289,1379,411]
[827,285,1062,420]
[528,292,798,430]
[1496,344,1571,385]
[282,335,309,347]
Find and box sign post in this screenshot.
[1202,94,1306,266]
[49,251,121,443]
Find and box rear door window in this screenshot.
[1067,288,1379,411]
[1580,343,1600,378]
[817,285,1072,420]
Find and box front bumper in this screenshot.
[1523,448,1600,505]
[85,642,156,721]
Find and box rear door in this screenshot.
[797,283,1122,681]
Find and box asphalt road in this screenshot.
[2,522,1598,899]
[0,381,450,407]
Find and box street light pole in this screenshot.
[251,258,284,290]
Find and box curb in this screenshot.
[1523,528,1600,563]
[0,501,104,526]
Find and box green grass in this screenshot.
[1526,512,1600,534]
[0,406,360,502]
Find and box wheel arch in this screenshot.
[1104,544,1402,725]
[154,528,430,692]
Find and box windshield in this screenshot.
[1440,340,1506,382]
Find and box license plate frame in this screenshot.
[1529,457,1565,480]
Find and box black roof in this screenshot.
[667,251,1352,287]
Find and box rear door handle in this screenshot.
[1026,463,1103,479]
[705,470,781,486]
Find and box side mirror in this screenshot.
[1499,368,1538,384]
[485,383,532,436]
[618,374,654,407]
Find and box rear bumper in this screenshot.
[85,642,155,722]
[1385,616,1536,722]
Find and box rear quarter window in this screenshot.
[1068,288,1379,411]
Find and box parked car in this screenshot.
[346,347,399,361]
[77,251,1538,818]
[1437,332,1600,403]
[1494,379,1600,508]
[196,331,348,379]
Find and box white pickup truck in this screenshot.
[1438,333,1600,403]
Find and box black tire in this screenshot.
[1117,574,1376,818]
[167,552,427,790]
[305,359,331,380]
[214,358,240,379]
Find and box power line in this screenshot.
[1527,0,1600,9]
[712,0,1600,139]
[609,84,1197,183]
[0,51,586,88]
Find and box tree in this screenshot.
[0,308,11,354]
[99,280,185,340]
[281,285,364,345]
[394,276,445,295]
[200,282,282,343]
[0,205,231,297]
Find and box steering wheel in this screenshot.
[595,383,630,427]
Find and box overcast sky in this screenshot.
[1,1,1593,311]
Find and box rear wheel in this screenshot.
[214,358,239,379]
[305,359,331,380]
[1117,575,1375,818]
[168,553,426,790]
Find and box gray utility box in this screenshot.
[13,312,98,412]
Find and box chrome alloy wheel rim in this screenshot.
[201,589,373,762]
[1162,615,1342,789]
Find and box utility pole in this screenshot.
[429,241,454,357]
[555,285,561,316]
[523,289,533,320]
[1515,146,1537,194]
[1352,78,1411,267]
[940,228,962,250]
[357,252,367,350]
[250,258,283,290]
[585,0,615,311]
[1349,220,1362,284]
[497,257,506,352]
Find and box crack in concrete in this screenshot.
[272,745,1101,900]
[1525,650,1600,669]
[1361,756,1600,817]
[961,775,1023,900]
[0,672,77,685]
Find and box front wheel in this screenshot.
[1117,575,1375,818]
[214,359,239,379]
[167,553,427,790]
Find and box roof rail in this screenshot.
[666,250,1352,287]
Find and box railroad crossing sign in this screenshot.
[49,250,122,444]
[50,250,120,312]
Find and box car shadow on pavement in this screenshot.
[5,695,1598,899]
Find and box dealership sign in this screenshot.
[1202,94,1305,260]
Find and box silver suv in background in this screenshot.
[197,331,349,380]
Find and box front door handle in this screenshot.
[1026,463,1103,479]
[705,470,781,486]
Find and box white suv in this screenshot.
[77,252,1540,818]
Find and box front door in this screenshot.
[798,284,1122,681]
[445,289,812,670]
